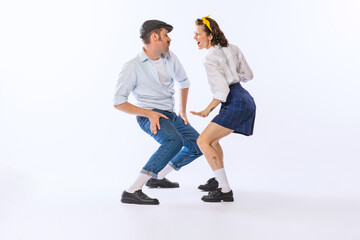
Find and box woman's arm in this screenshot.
[190,98,221,118]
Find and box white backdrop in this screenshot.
[1,0,360,239]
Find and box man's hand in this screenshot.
[147,110,169,134]
[190,109,211,118]
[178,111,189,125]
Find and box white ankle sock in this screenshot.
[214,168,231,193]
[157,164,174,179]
[126,173,151,193]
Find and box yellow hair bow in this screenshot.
[202,15,212,32]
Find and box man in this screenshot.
[114,20,202,205]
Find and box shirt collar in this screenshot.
[139,48,170,63]
[140,48,149,62]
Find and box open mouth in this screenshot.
[197,42,200,45]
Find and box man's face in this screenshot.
[157,28,171,52]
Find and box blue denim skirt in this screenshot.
[212,83,256,136]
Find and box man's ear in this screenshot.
[151,32,158,42]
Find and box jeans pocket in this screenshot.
[137,116,150,133]
[136,116,143,126]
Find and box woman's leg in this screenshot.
[211,141,223,163]
[197,122,233,171]
[197,122,234,196]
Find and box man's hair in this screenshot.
[141,28,163,44]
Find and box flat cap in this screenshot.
[140,20,173,39]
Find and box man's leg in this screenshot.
[138,113,183,188]
[145,114,203,188]
[121,115,184,204]
[157,164,174,179]
[138,115,184,177]
[168,114,203,170]
[120,173,159,205]
[126,173,151,193]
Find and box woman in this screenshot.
[190,16,256,202]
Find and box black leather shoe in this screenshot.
[121,190,159,205]
[201,188,234,202]
[145,178,179,188]
[198,177,219,191]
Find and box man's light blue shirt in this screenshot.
[114,48,190,112]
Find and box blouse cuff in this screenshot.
[213,92,228,102]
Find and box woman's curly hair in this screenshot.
[195,17,228,47]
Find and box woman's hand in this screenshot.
[190,109,211,118]
[191,99,220,118]
[178,111,189,125]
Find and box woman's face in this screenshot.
[194,25,213,50]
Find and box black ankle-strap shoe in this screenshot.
[201,188,234,202]
[198,177,219,191]
[145,178,180,188]
[121,190,159,205]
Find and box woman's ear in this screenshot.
[208,33,213,41]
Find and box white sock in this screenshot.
[126,173,151,193]
[214,168,231,193]
[157,164,174,179]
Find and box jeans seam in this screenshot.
[171,117,202,169]
[145,117,182,173]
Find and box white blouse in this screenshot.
[203,43,254,102]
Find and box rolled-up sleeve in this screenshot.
[204,59,230,102]
[170,52,190,89]
[113,61,137,106]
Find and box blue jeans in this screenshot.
[136,109,202,178]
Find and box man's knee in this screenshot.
[173,136,184,151]
[165,134,183,151]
